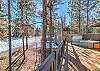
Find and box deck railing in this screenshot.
[36,41,65,71]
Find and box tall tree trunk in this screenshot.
[25,0,28,50]
[61,17,64,41]
[41,0,47,62]
[49,0,53,53]
[21,0,25,60]
[26,30,28,50]
[86,0,89,34]
[78,0,81,34]
[8,0,12,71]
[0,0,1,13]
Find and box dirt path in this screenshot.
[63,43,100,71]
[18,48,41,71]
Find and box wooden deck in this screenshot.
[62,43,100,71]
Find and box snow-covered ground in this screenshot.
[0,36,41,53]
[46,42,59,48]
[0,36,59,53]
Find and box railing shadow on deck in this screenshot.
[64,43,90,71]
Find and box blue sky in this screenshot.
[1,0,70,27]
[1,0,99,27]
[55,0,70,25]
[34,0,70,27]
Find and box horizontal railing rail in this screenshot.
[36,40,65,71]
[36,52,56,71]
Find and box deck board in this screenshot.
[63,43,100,71]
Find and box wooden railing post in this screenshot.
[36,43,64,71]
[53,51,56,71]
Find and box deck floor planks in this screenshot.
[63,43,100,71]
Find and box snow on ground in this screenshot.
[0,36,41,53]
[46,42,59,48]
[0,36,59,53]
